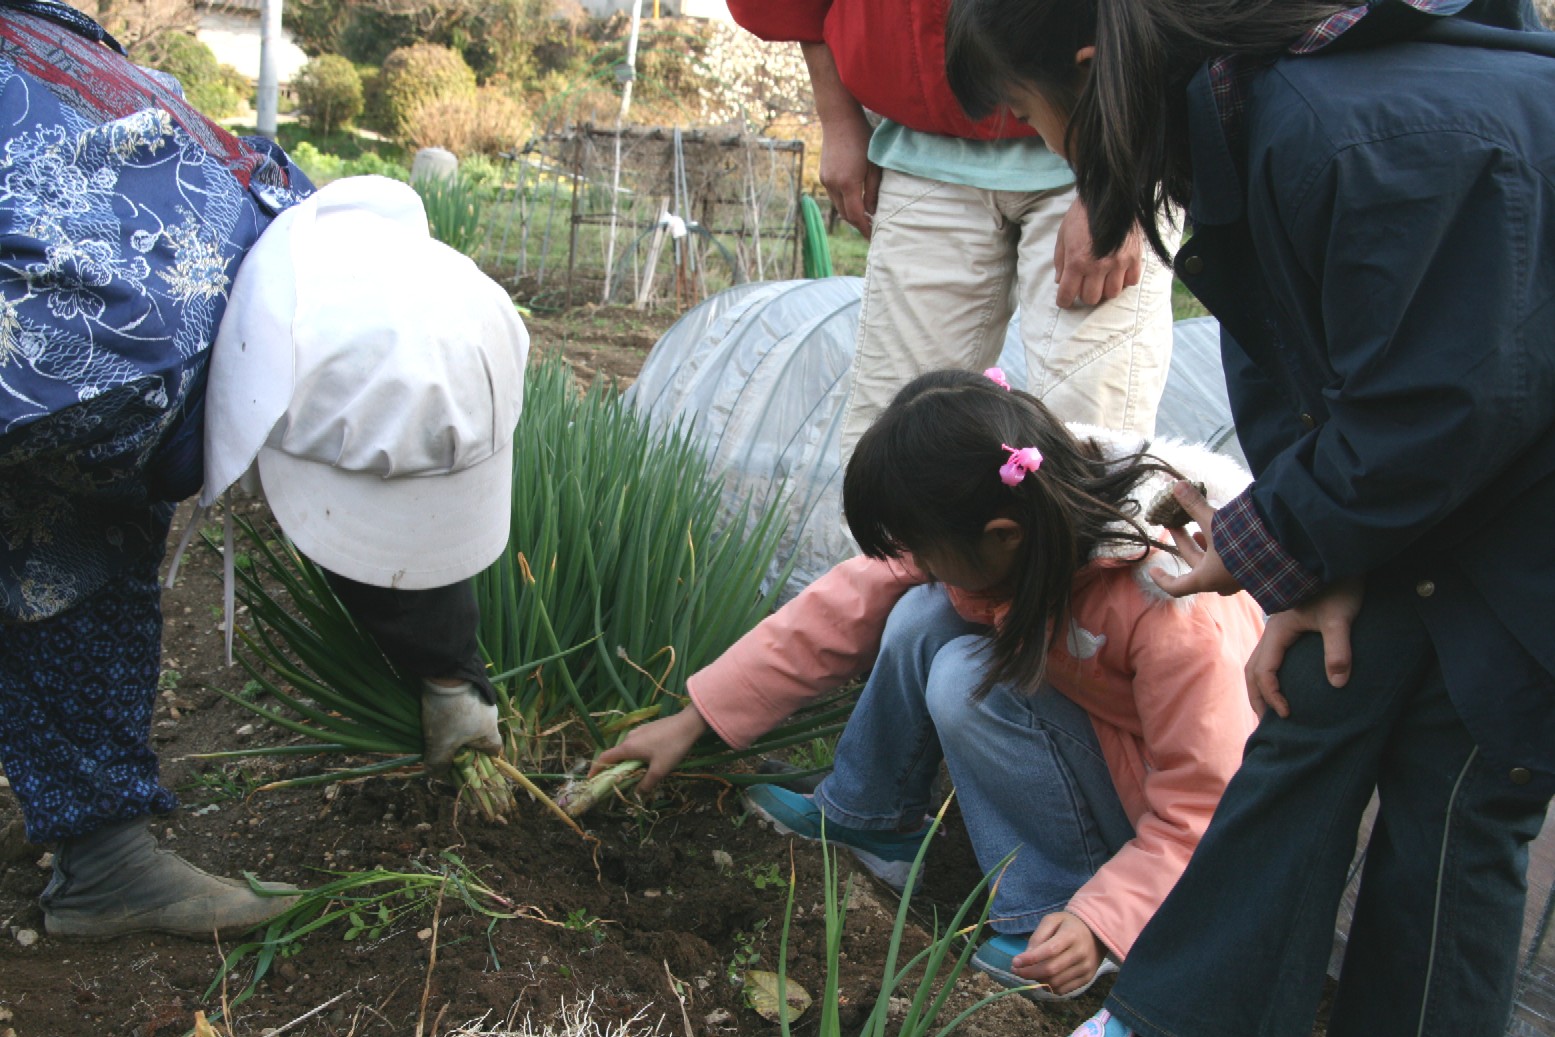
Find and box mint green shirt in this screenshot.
[868,119,1074,193]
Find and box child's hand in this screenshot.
[1245,577,1366,715]
[1150,480,1243,598]
[1011,911,1108,996]
[590,705,710,795]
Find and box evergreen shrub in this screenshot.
[368,42,477,141]
[152,32,248,119]
[295,54,363,136]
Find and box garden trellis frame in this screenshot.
[491,124,806,313]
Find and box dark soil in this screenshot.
[0,308,1107,1037]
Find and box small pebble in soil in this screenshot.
[14,928,38,947]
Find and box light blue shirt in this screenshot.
[868,119,1074,193]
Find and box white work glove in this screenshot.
[420,679,502,770]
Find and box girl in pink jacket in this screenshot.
[595,369,1262,1000]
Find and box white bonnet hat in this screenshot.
[202,175,529,589]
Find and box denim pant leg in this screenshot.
[1107,587,1547,1037]
[815,584,982,829]
[0,524,176,845]
[927,640,1134,934]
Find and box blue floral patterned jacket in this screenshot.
[0,2,310,622]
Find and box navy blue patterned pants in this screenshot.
[0,508,177,844]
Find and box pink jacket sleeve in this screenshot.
[686,555,919,748]
[1066,593,1262,959]
[725,0,831,43]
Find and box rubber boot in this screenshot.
[40,817,298,939]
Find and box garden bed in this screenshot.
[0,307,1106,1037]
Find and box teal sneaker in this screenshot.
[743,784,929,892]
[971,932,1119,1001]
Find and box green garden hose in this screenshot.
[800,194,834,279]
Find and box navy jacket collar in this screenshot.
[1184,65,1246,228]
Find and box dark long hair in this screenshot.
[843,370,1181,697]
[945,0,1348,260]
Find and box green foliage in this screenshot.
[206,853,521,1013]
[562,907,605,946]
[1172,276,1209,320]
[745,862,784,891]
[226,358,802,820]
[368,42,476,141]
[458,153,507,191]
[412,173,485,256]
[727,920,768,983]
[289,0,579,85]
[776,802,1026,1037]
[827,220,870,279]
[149,32,249,119]
[478,358,793,753]
[284,0,356,60]
[787,736,837,774]
[180,765,262,804]
[295,54,363,137]
[286,140,408,186]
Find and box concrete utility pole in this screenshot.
[600,0,645,303]
[257,0,283,139]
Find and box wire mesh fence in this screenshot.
[487,124,805,313]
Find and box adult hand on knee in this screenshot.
[1054,197,1143,308]
[1012,910,1108,996]
[1245,578,1365,717]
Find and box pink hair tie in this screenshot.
[999,443,1044,486]
[984,367,1012,391]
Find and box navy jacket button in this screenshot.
[1415,579,1436,598]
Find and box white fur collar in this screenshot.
[1067,423,1252,606]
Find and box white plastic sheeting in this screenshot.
[626,277,1554,1034]
[625,277,1243,600]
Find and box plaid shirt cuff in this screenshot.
[1213,491,1322,613]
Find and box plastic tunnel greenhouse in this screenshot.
[625,276,1240,602]
[623,276,1555,1037]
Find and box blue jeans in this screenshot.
[814,584,1135,932]
[1107,585,1550,1037]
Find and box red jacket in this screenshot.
[725,0,1036,142]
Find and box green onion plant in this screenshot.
[224,356,819,820]
[778,796,1027,1037]
[413,173,487,257]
